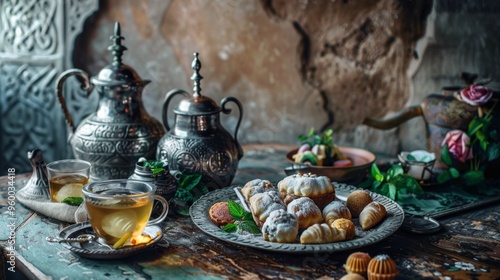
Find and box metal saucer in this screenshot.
[55,222,165,259]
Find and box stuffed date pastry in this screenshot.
[359,201,387,230]
[249,190,286,227]
[241,179,275,201]
[262,209,299,243]
[300,223,347,244]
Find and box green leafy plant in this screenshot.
[221,199,260,234]
[171,173,209,216]
[141,160,166,177]
[298,128,334,149]
[359,164,423,201]
[61,196,83,206]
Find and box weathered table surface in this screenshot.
[1,144,499,280]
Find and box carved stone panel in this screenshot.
[0,0,98,175]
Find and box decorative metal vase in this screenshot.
[55,22,165,180]
[17,149,51,201]
[157,53,244,190]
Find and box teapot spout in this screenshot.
[363,105,423,130]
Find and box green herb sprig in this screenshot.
[61,197,83,206]
[298,128,334,149]
[171,173,209,216]
[359,164,423,201]
[142,160,166,177]
[221,199,260,234]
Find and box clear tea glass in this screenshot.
[46,159,91,202]
[82,180,169,247]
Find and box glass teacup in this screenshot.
[82,180,168,248]
[46,159,91,202]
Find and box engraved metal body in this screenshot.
[157,53,243,190]
[55,23,165,180]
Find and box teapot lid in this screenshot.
[174,53,221,115]
[91,22,149,87]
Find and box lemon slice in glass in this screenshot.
[55,183,83,202]
[101,210,138,238]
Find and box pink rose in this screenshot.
[441,130,473,163]
[460,85,493,106]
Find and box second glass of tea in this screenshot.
[46,159,91,202]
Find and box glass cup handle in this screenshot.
[147,195,169,225]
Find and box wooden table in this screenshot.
[1,144,499,279]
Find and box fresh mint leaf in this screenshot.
[223,200,260,234]
[221,223,238,233]
[172,173,208,216]
[399,174,423,195]
[359,177,374,189]
[238,221,261,234]
[386,165,403,181]
[227,199,245,220]
[387,183,397,201]
[61,197,83,206]
[360,163,425,202]
[371,164,383,181]
[180,174,202,191]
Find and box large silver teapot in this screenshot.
[157,53,243,190]
[56,22,165,180]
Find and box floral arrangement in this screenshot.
[438,83,499,186]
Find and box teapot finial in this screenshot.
[190,52,203,97]
[108,22,127,66]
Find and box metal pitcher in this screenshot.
[55,22,165,180]
[157,53,243,190]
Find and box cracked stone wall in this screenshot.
[71,0,500,157]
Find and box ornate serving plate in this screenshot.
[190,183,404,253]
[56,222,165,259]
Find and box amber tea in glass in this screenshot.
[83,180,169,247]
[46,159,91,202]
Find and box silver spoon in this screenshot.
[46,234,97,243]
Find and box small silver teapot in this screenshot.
[157,53,243,190]
[56,22,165,180]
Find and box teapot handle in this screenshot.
[162,89,190,131]
[221,97,244,159]
[55,69,93,133]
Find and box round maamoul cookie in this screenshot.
[209,202,235,226]
[346,190,373,217]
